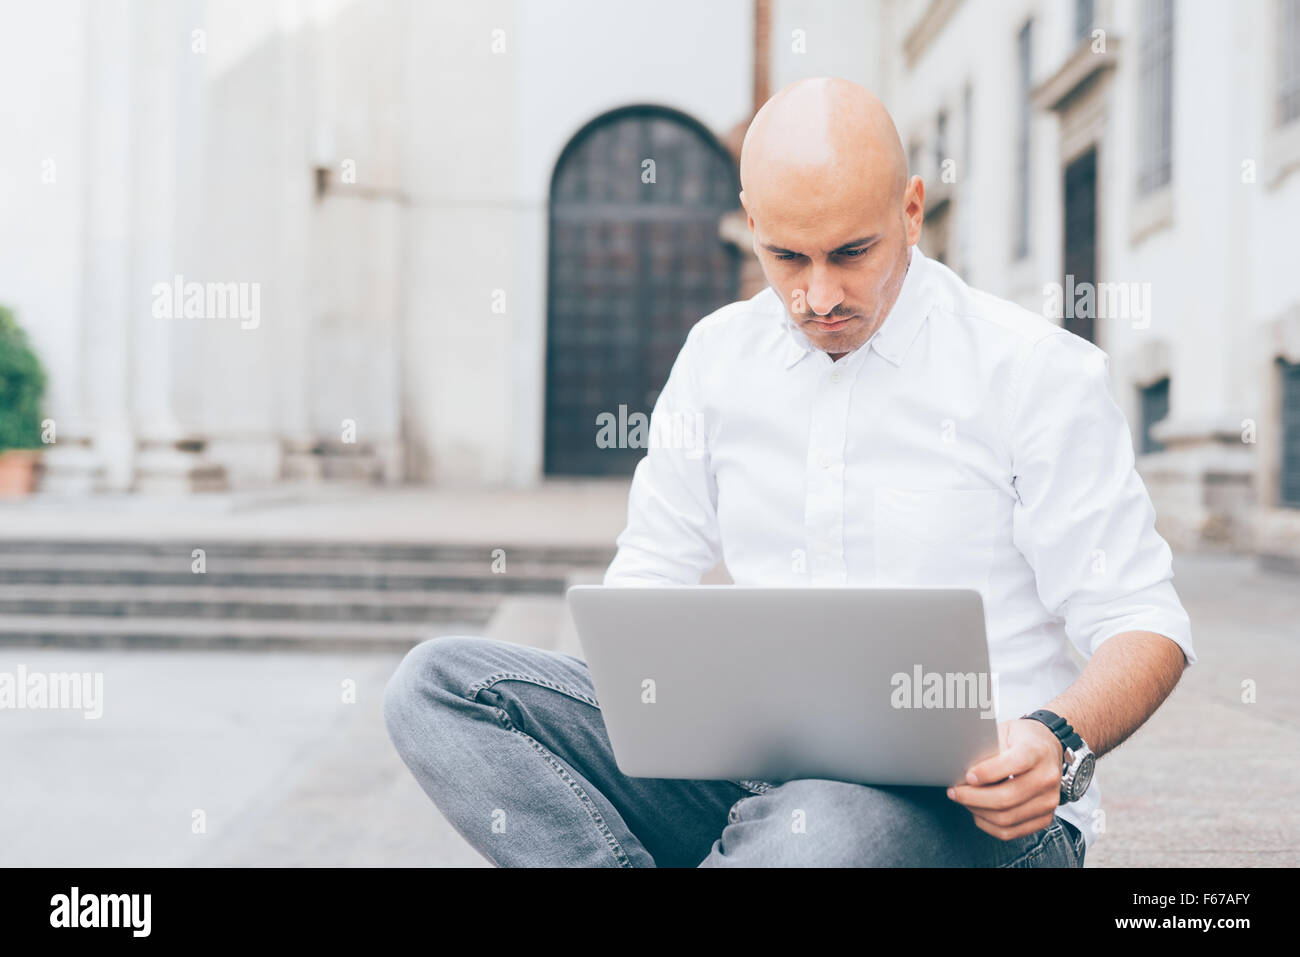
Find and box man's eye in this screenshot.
[773,248,867,261]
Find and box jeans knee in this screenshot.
[382,634,486,753]
[721,780,851,865]
[720,779,935,867]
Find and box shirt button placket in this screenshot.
[805,359,852,585]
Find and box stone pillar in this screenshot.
[1251,306,1300,570]
[1134,6,1258,554]
[1141,419,1256,552]
[128,0,226,494]
[277,3,329,484]
[48,0,135,493]
[27,3,102,495]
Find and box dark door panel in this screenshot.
[1063,146,1097,344]
[545,106,740,476]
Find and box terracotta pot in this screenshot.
[0,449,41,497]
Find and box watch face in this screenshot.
[1071,753,1096,800]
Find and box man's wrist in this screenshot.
[1021,708,1097,804]
[1023,715,1065,767]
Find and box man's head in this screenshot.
[739,77,924,359]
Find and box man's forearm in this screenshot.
[1042,630,1188,759]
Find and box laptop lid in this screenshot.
[566,585,1001,788]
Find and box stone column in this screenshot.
[278,3,328,483]
[1138,11,1255,553]
[74,0,136,493]
[32,2,101,495]
[128,0,225,494]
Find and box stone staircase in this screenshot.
[0,539,614,652]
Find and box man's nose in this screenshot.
[804,263,844,316]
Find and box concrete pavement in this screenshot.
[1,550,1296,866]
[0,481,1295,866]
[0,480,634,545]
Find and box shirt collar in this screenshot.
[779,244,933,370]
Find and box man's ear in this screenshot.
[903,175,925,245]
[738,192,756,233]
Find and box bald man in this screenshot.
[739,77,916,364]
[384,77,1194,867]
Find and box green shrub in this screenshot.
[0,305,47,452]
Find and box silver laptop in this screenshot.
[566,585,1001,788]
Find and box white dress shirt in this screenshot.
[603,244,1196,850]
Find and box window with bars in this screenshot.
[1137,0,1174,194]
[544,107,740,476]
[1282,359,1300,507]
[1075,0,1095,45]
[963,82,973,178]
[1281,0,1300,126]
[1140,377,1170,454]
[935,109,948,177]
[1015,20,1032,260]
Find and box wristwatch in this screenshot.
[1020,709,1095,804]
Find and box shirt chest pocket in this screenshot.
[873,487,1004,596]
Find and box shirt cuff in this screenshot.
[1063,578,1197,666]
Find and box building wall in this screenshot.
[880,0,1300,557]
[0,0,755,490]
[3,0,1297,560]
[401,0,754,487]
[0,0,93,467]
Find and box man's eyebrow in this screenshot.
[760,234,882,255]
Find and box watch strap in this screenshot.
[1021,709,1084,755]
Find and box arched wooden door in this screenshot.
[545,105,741,476]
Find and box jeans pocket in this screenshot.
[726,794,753,825]
[999,820,1069,868]
[726,780,773,824]
[1066,820,1086,867]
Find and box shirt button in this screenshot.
[830,371,841,383]
[820,455,830,469]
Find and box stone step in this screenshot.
[0,553,576,593]
[0,538,615,651]
[0,614,470,652]
[0,584,500,624]
[0,538,616,566]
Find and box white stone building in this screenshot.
[881,0,1300,561]
[1,0,1297,562]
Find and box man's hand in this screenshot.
[946,719,1065,841]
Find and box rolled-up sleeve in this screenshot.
[1008,330,1196,666]
[602,324,723,586]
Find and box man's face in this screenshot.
[742,173,922,357]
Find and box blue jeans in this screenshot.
[383,634,1086,868]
